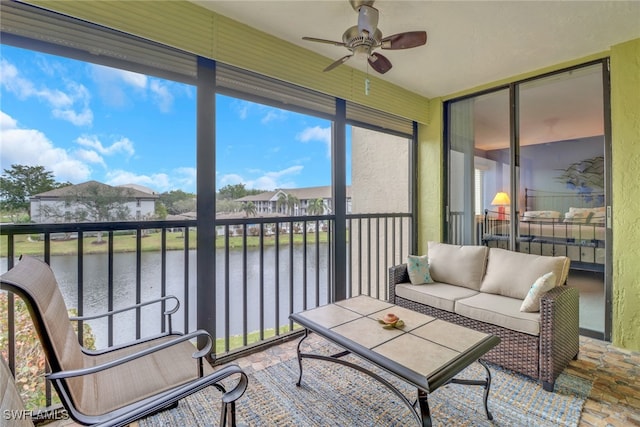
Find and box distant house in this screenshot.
[234,185,352,216]
[30,181,158,223]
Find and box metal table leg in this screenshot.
[294,330,423,425]
[295,329,310,386]
[295,330,493,426]
[417,389,432,427]
[447,360,494,420]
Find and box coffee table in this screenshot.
[290,295,501,427]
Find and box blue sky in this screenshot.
[0,44,339,194]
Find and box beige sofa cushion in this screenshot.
[455,293,541,336]
[427,242,489,290]
[480,247,570,300]
[395,282,479,312]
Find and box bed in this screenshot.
[482,188,606,272]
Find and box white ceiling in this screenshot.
[190,0,640,98]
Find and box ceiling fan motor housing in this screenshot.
[343,26,382,56]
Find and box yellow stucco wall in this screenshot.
[610,38,640,351]
[417,99,444,253]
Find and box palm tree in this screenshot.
[242,201,257,217]
[307,198,325,216]
[276,192,299,216]
[286,194,300,216]
[276,192,288,215]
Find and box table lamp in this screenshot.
[491,192,510,220]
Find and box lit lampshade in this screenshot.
[491,192,510,220]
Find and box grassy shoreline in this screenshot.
[0,229,331,257]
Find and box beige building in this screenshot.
[235,186,352,216]
[30,181,158,223]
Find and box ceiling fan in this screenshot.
[302,0,427,74]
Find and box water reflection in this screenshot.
[2,243,330,349]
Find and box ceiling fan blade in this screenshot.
[380,31,427,49]
[302,36,346,47]
[324,55,352,72]
[357,5,379,35]
[368,52,392,74]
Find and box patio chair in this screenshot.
[1,354,34,427]
[0,255,248,427]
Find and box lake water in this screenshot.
[2,243,331,349]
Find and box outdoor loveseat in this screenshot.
[389,241,580,391]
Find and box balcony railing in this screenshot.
[0,213,411,413]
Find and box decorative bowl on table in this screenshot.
[378,312,405,329]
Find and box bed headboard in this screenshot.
[524,188,605,213]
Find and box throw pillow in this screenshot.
[407,255,434,285]
[520,271,557,312]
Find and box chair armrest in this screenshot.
[69,295,180,321]
[47,329,212,380]
[539,285,580,388]
[388,264,409,302]
[70,295,180,337]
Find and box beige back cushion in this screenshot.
[427,242,489,290]
[1,257,86,404]
[480,247,570,299]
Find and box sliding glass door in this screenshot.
[446,89,510,247]
[518,64,608,337]
[445,61,611,340]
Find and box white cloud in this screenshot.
[175,167,196,180]
[230,100,288,124]
[0,59,93,126]
[91,65,147,89]
[89,65,179,112]
[0,112,196,193]
[0,59,34,99]
[104,167,196,193]
[34,55,64,78]
[219,173,244,187]
[50,81,93,126]
[232,101,250,120]
[0,110,17,130]
[89,64,147,108]
[105,170,170,191]
[150,80,174,113]
[74,148,106,168]
[173,167,197,193]
[0,111,91,182]
[53,106,93,127]
[297,125,331,157]
[219,165,303,191]
[76,135,135,158]
[261,109,287,124]
[117,69,148,89]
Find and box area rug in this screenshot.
[139,354,592,426]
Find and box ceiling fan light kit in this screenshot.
[303,0,427,75]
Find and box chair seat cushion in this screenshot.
[454,293,541,336]
[74,335,213,417]
[395,282,479,312]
